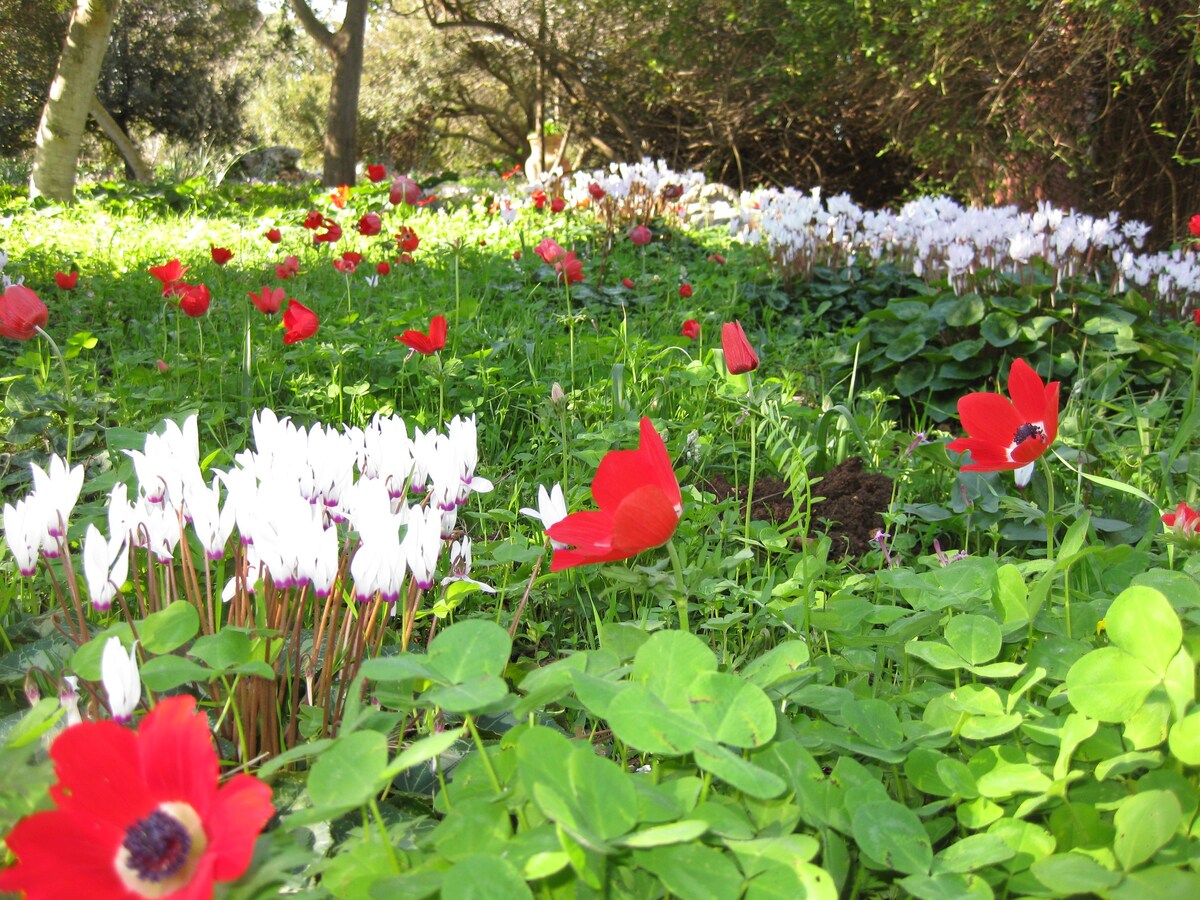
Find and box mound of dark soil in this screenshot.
[707,456,892,558]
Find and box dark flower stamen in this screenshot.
[1012,423,1045,446]
[122,810,191,882]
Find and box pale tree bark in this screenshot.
[30,0,122,202]
[89,94,152,182]
[289,0,369,187]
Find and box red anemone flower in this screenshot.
[550,197,566,213]
[264,228,282,244]
[1190,214,1200,238]
[588,182,606,201]
[721,320,759,375]
[534,238,565,265]
[390,175,422,206]
[148,259,188,289]
[376,261,391,276]
[282,299,319,344]
[55,271,78,290]
[708,253,726,265]
[501,163,521,181]
[679,283,693,299]
[302,210,324,230]
[248,286,285,315]
[313,218,342,244]
[622,277,635,289]
[0,695,273,900]
[629,225,652,246]
[396,314,447,355]
[681,319,700,340]
[396,227,420,253]
[1162,501,1200,537]
[333,257,357,274]
[366,163,387,183]
[947,358,1060,473]
[1193,309,1200,327]
[555,252,584,284]
[547,417,682,571]
[357,213,382,236]
[275,255,300,280]
[210,246,233,266]
[531,189,547,210]
[0,285,49,340]
[176,283,211,317]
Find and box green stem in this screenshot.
[464,714,504,795]
[367,797,401,873]
[195,317,205,399]
[565,280,575,388]
[436,354,445,425]
[665,538,690,633]
[744,389,757,542]
[1038,454,1056,562]
[35,326,72,465]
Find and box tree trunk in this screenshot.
[290,0,368,187]
[89,94,152,183]
[29,0,121,202]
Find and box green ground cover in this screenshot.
[1,170,1199,898]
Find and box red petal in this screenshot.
[0,807,126,900]
[592,418,680,513]
[397,331,433,353]
[548,510,617,571]
[1006,358,1048,423]
[206,774,274,881]
[138,695,219,816]
[947,437,1017,471]
[957,392,1022,446]
[50,719,152,825]
[1042,380,1060,443]
[1010,434,1050,465]
[610,484,680,555]
[429,315,448,351]
[167,856,217,900]
[547,509,613,550]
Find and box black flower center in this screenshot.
[1012,423,1045,447]
[122,810,192,882]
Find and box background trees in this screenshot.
[2,0,1195,239]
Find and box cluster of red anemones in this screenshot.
[0,695,273,900]
[149,259,211,318]
[533,238,584,284]
[333,251,363,274]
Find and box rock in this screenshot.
[680,182,741,228]
[225,147,303,182]
[426,182,475,208]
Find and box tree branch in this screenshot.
[288,0,334,52]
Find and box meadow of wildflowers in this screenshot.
[0,161,1198,898]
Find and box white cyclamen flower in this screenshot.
[30,454,85,544]
[520,483,569,549]
[3,498,42,575]
[101,636,141,724]
[82,524,129,611]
